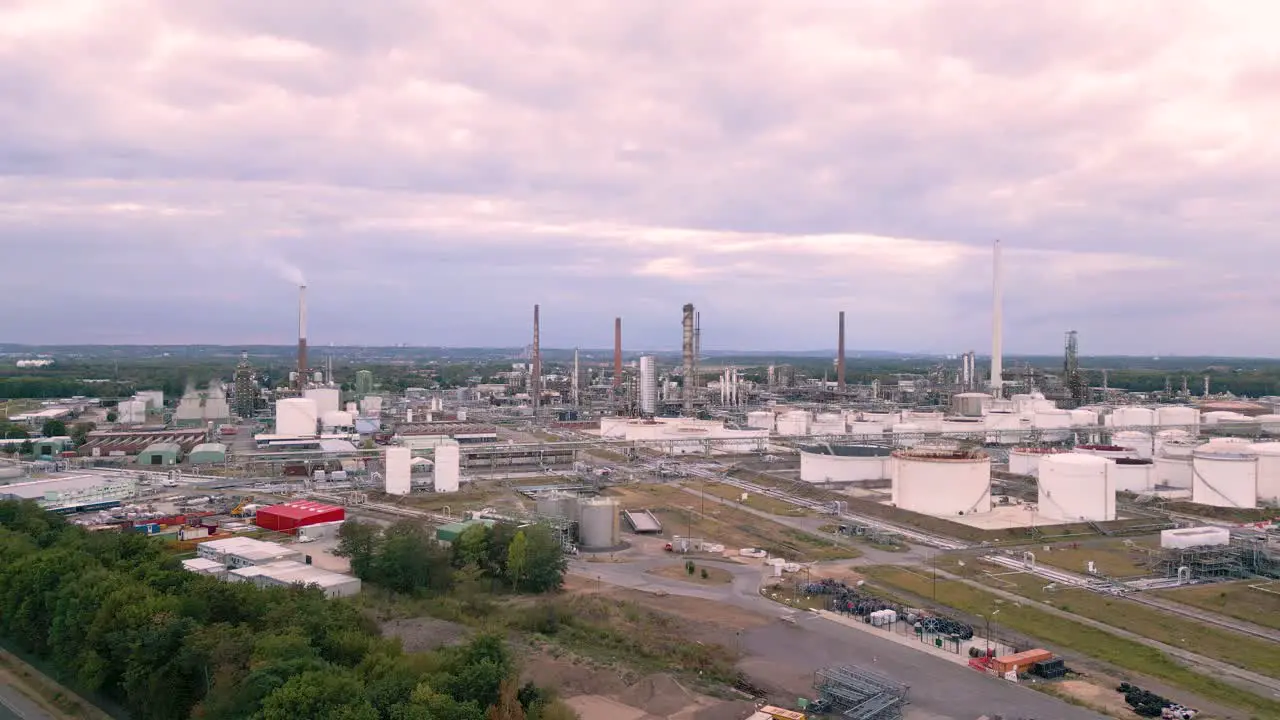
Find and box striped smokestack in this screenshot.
[297,284,308,387]
[837,310,846,391]
[613,317,622,389]
[532,304,541,414]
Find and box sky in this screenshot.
[3,1,1279,355]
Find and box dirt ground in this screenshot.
[1053,679,1136,718]
[648,563,734,585]
[379,617,472,653]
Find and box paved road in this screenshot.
[570,558,1103,720]
[0,683,52,720]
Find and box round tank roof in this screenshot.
[1194,440,1258,459]
[1248,442,1280,455]
[1077,444,1127,452]
[1114,458,1153,466]
[1044,453,1111,467]
[1010,447,1068,455]
[892,448,988,462]
[799,444,893,457]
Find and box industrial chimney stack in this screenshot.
[613,317,623,390]
[297,285,308,388]
[991,239,1004,398]
[531,304,541,414]
[682,303,695,416]
[837,310,846,391]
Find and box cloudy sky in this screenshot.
[3,1,1277,355]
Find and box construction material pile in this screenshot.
[1116,683,1198,719]
[804,578,975,639]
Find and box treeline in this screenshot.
[336,520,568,595]
[0,501,574,720]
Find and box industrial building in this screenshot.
[79,428,207,458]
[187,442,227,465]
[0,474,139,512]
[254,500,345,533]
[173,384,230,427]
[138,442,183,466]
[229,561,362,598]
[196,537,305,568]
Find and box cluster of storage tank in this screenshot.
[533,495,622,550]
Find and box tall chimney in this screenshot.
[693,311,701,398]
[837,310,846,391]
[613,317,623,390]
[531,304,541,414]
[572,348,580,406]
[991,239,1004,398]
[297,284,308,388]
[682,303,695,416]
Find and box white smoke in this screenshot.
[267,258,307,286]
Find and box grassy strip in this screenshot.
[1156,581,1280,632]
[949,558,1280,680]
[862,565,1280,719]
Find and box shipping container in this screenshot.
[992,649,1053,674]
[179,526,210,541]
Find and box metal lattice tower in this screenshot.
[1064,330,1085,405]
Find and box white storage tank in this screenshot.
[1154,429,1194,458]
[1247,442,1280,506]
[1038,454,1115,521]
[1112,431,1154,460]
[358,396,383,417]
[275,398,319,436]
[1011,394,1035,414]
[1032,409,1072,442]
[890,423,923,447]
[847,420,887,438]
[891,448,992,516]
[384,446,411,495]
[1192,440,1258,508]
[1007,447,1066,476]
[1255,414,1280,435]
[434,441,461,493]
[578,498,621,549]
[812,413,847,435]
[799,444,893,483]
[1109,407,1156,428]
[905,411,944,432]
[1154,455,1193,489]
[860,411,901,425]
[1156,406,1199,430]
[1110,459,1154,494]
[1074,444,1139,460]
[116,399,148,424]
[952,392,990,417]
[940,417,984,437]
[1201,410,1251,425]
[1069,408,1099,427]
[345,402,358,413]
[985,410,1025,445]
[746,411,775,431]
[775,411,811,436]
[305,387,341,416]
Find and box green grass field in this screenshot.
[1157,580,1280,632]
[862,565,1280,719]
[1031,540,1158,578]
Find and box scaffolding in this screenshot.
[1147,543,1249,581]
[813,665,909,720]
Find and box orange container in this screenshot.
[992,649,1052,674]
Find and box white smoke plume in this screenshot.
[266,258,307,286]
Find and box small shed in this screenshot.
[138,442,182,466]
[31,437,68,458]
[435,519,494,545]
[188,442,228,465]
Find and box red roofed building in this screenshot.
[255,501,345,533]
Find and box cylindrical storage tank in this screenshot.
[1201,411,1257,436]
[984,411,1024,445]
[860,411,901,425]
[940,417,985,438]
[811,413,847,435]
[358,396,383,417]
[905,411,944,432]
[1074,444,1139,460]
[536,493,580,523]
[1249,443,1280,506]
[1153,429,1193,458]
[1038,454,1115,521]
[578,498,621,549]
[1008,447,1066,477]
[1109,407,1156,428]
[1255,414,1280,435]
[890,448,991,516]
[1032,409,1072,442]
[775,411,810,436]
[799,444,893,483]
[1069,409,1099,427]
[275,398,319,436]
[847,421,887,438]
[890,423,923,447]
[1154,456,1193,489]
[746,411,775,431]
[952,393,990,417]
[321,410,354,431]
[1110,459,1154,494]
[1011,394,1035,414]
[1156,406,1199,430]
[1112,431,1154,460]
[1192,441,1258,508]
[1201,410,1251,425]
[304,387,341,416]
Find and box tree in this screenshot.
[506,531,529,591]
[0,422,28,440]
[70,422,96,446]
[255,669,379,720]
[41,419,67,438]
[335,521,380,579]
[370,522,453,595]
[520,525,567,594]
[452,524,493,570]
[106,411,118,422]
[18,439,32,456]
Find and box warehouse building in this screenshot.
[254,500,345,533]
[138,442,183,466]
[229,561,362,598]
[196,537,304,568]
[79,428,207,457]
[187,442,228,465]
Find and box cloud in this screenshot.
[0,0,1275,354]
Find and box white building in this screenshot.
[228,560,361,598]
[638,356,658,415]
[196,537,304,569]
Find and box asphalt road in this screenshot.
[571,557,1103,720]
[0,683,52,720]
